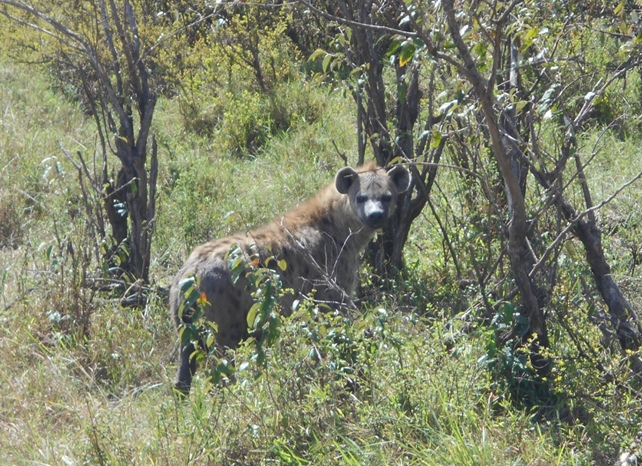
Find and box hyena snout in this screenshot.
[363,200,387,228]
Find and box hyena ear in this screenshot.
[335,167,359,194]
[387,165,410,193]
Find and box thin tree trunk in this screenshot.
[443,0,550,377]
[558,198,642,357]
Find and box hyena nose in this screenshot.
[366,205,386,224]
[368,210,384,222]
[364,202,386,227]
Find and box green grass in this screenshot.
[1,50,640,465]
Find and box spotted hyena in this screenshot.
[169,163,410,394]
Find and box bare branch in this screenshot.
[298,0,418,38]
[530,169,642,279]
[494,0,523,25]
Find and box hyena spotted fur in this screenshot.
[170,163,410,394]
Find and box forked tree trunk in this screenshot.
[343,1,434,276]
[526,160,642,371]
[113,131,158,283]
[98,0,158,284]
[525,105,642,370]
[565,203,642,351]
[442,0,551,377]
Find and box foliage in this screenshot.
[153,2,324,157]
[175,244,285,387]
[0,190,23,248]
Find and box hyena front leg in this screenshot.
[175,341,197,395]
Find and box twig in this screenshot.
[332,140,348,166]
[530,168,642,279]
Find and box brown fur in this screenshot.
[170,163,410,394]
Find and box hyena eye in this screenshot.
[356,194,367,203]
[381,193,392,203]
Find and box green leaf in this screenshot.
[430,129,442,149]
[179,324,199,345]
[387,39,401,57]
[523,26,539,42]
[178,275,197,293]
[308,48,326,62]
[412,38,425,49]
[177,276,201,318]
[277,259,287,271]
[471,42,487,58]
[247,302,261,329]
[614,0,625,16]
[322,54,332,73]
[514,100,528,113]
[399,41,416,66]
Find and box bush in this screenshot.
[158,5,325,156]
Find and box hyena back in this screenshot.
[169,163,410,394]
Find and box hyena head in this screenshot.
[335,164,410,230]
